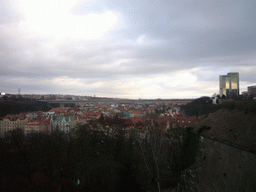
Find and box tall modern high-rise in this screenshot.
[219,72,239,97]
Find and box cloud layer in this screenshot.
[1,0,255,98]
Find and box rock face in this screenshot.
[194,108,256,153]
[197,136,256,192]
[194,108,256,191]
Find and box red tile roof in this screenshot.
[153,119,167,128]
[49,108,68,113]
[130,118,143,125]
[3,113,26,120]
[26,121,41,125]
[40,119,50,124]
[122,119,134,127]
[176,116,198,127]
[67,108,81,112]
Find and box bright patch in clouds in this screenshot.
[1,1,255,98]
[17,0,118,40]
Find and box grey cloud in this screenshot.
[74,0,107,14]
[1,0,256,97]
[0,1,21,24]
[103,0,256,61]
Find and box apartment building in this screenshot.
[0,115,28,136]
[24,119,51,134]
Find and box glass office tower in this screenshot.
[219,72,239,97]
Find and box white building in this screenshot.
[50,115,78,133]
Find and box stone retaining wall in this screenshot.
[197,136,256,191]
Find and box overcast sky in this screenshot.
[1,0,255,99]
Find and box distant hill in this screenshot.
[0,99,52,118]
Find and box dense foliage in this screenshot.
[217,100,256,113]
[0,118,200,191]
[178,127,200,171]
[0,99,52,118]
[180,97,216,117]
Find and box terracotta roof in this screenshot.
[49,108,68,112]
[130,111,143,114]
[122,119,134,127]
[86,112,102,117]
[163,114,173,120]
[176,116,198,127]
[3,114,26,121]
[40,119,50,124]
[67,108,80,112]
[153,119,167,128]
[130,118,143,125]
[26,121,40,125]
[142,117,152,121]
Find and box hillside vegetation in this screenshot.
[195,100,256,152]
[181,97,217,117]
[0,99,52,118]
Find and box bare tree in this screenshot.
[137,120,186,192]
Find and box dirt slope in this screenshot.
[194,108,256,152]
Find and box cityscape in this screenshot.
[1,0,256,191]
[1,71,256,191]
[1,71,255,134]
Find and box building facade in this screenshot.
[25,121,40,134]
[50,115,78,133]
[0,115,28,136]
[24,119,51,134]
[219,72,239,97]
[248,85,256,96]
[39,119,51,133]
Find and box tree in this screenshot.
[137,121,184,192]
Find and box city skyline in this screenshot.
[1,1,256,99]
